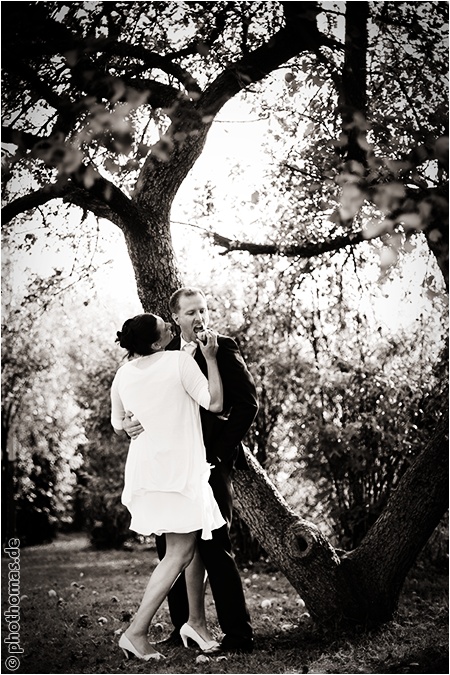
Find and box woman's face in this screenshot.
[155,316,173,349]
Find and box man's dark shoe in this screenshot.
[156,629,183,647]
[220,637,254,654]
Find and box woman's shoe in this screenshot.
[119,632,165,661]
[179,623,220,653]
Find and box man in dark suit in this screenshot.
[123,287,258,653]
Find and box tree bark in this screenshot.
[234,410,448,625]
[122,214,182,318]
[339,409,449,623]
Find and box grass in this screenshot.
[2,533,448,674]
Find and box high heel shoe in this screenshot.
[119,632,165,661]
[179,623,220,653]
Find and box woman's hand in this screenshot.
[197,329,218,360]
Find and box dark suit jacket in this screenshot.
[167,334,258,469]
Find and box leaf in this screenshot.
[428,229,442,242]
[398,212,422,231]
[363,219,394,240]
[196,42,210,56]
[379,246,398,270]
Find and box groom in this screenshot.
[123,287,258,653]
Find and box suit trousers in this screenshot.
[155,460,252,642]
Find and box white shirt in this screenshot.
[180,336,198,356]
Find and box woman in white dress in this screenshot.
[111,313,226,661]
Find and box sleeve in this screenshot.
[214,337,258,459]
[179,351,211,410]
[110,370,125,430]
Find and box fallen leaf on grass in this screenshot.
[196,655,210,663]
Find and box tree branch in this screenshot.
[64,165,141,229]
[2,126,42,151]
[8,60,71,112]
[1,180,73,225]
[2,163,138,231]
[134,2,331,207]
[210,230,365,257]
[103,43,202,96]
[199,2,329,116]
[62,187,123,227]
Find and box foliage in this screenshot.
[3,2,447,308]
[72,343,131,549]
[211,2,448,287]
[1,271,85,545]
[0,1,286,225]
[197,240,448,550]
[299,345,447,548]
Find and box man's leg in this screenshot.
[198,525,253,650]
[199,463,253,651]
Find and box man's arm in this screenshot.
[121,411,144,439]
[214,337,258,461]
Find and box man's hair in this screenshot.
[169,287,206,313]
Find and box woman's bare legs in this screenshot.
[184,545,216,642]
[125,532,196,655]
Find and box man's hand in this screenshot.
[122,410,144,440]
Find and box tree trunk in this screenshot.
[122,212,182,318]
[234,411,448,626]
[339,410,449,623]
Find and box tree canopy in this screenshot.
[2,1,448,302]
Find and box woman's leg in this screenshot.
[126,532,196,654]
[184,545,216,642]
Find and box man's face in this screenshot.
[172,292,209,342]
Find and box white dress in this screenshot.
[110,351,225,539]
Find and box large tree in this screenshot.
[2,1,448,626]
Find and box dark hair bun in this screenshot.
[115,314,159,357]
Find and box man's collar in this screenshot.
[180,335,196,349]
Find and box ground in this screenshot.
[1,533,448,674]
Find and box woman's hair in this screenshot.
[116,313,160,358]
